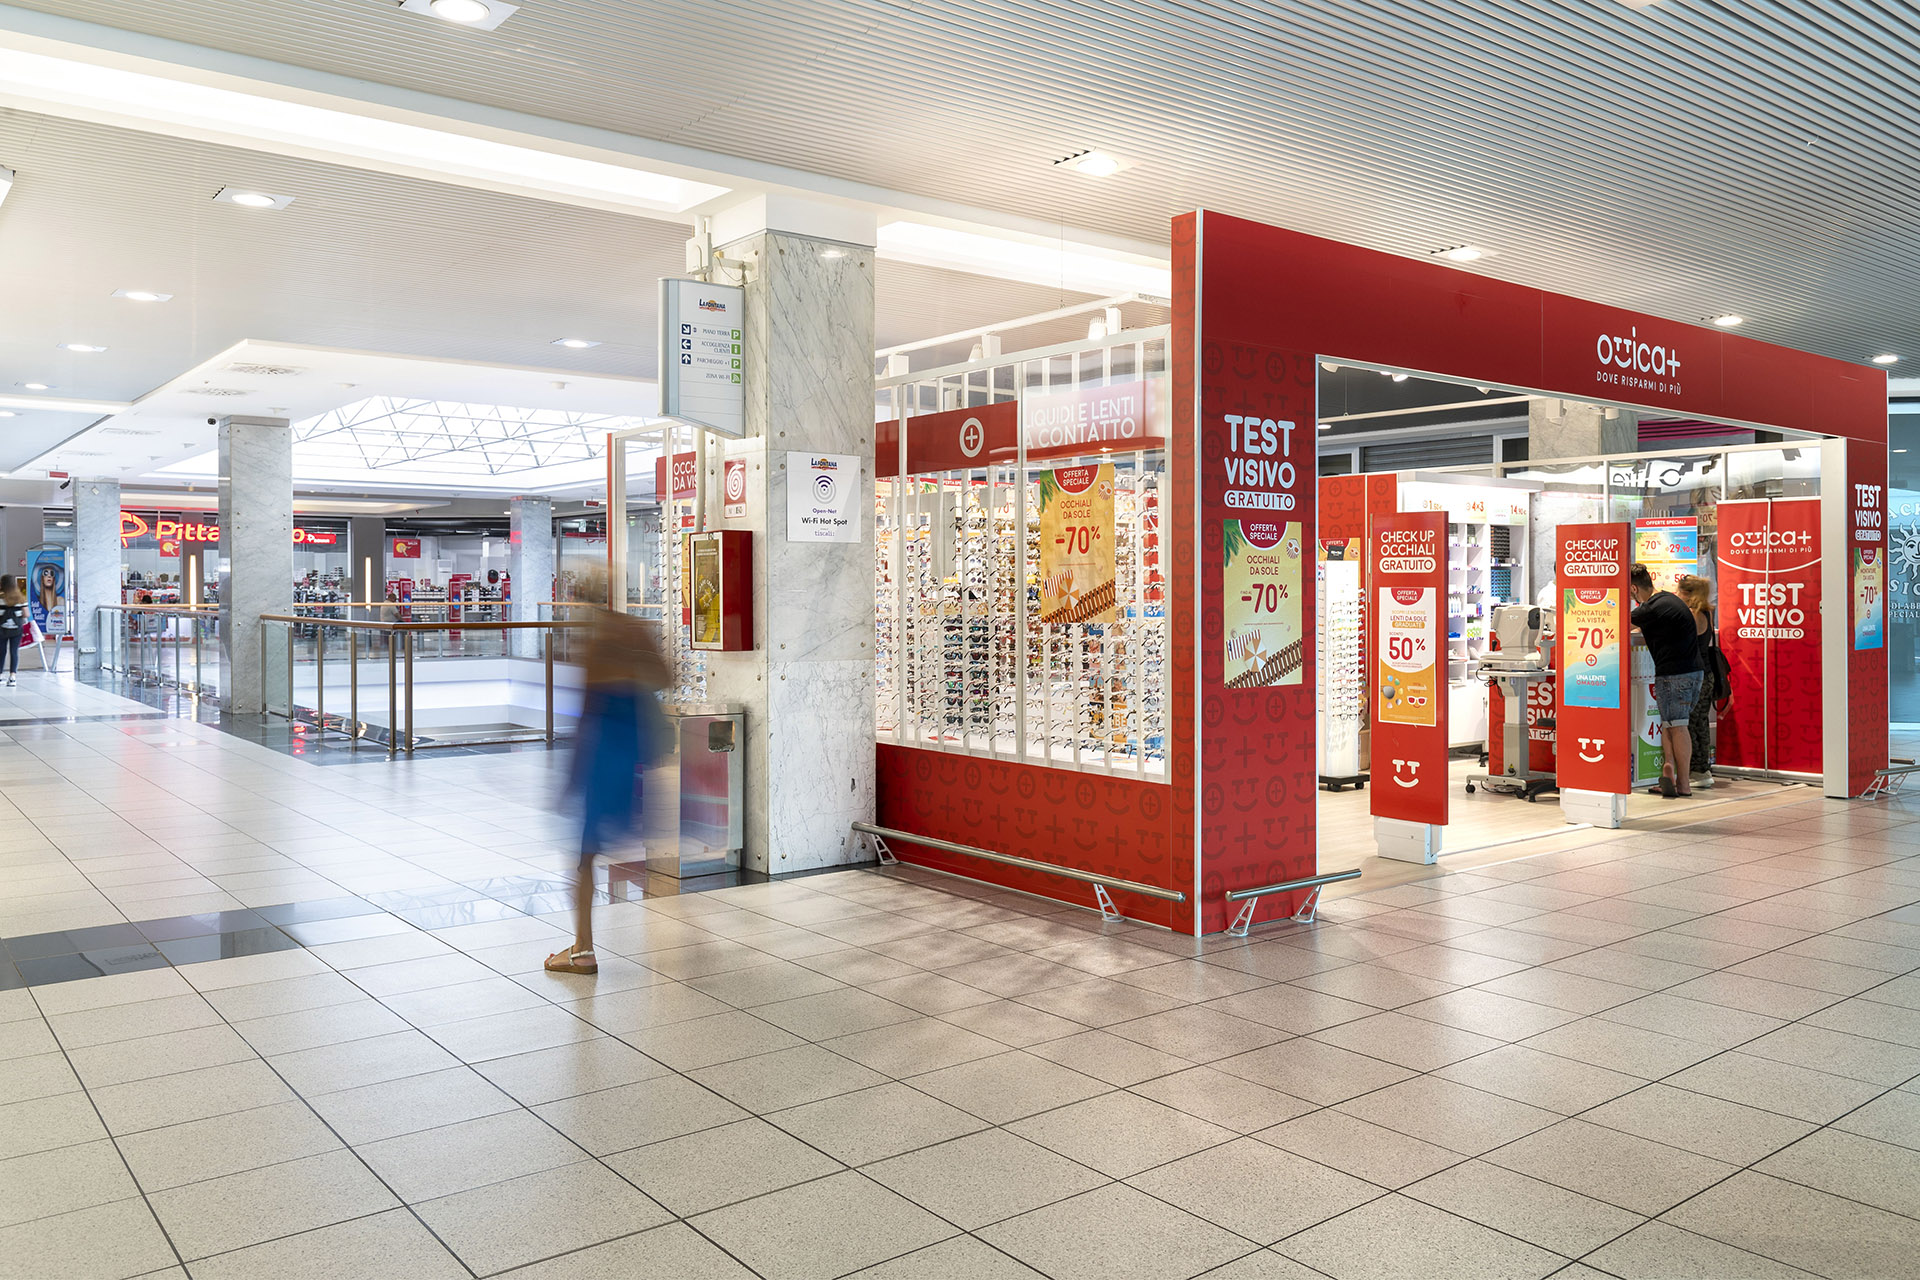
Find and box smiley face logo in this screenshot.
[1391,758,1421,788]
[1576,737,1606,764]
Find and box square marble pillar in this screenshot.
[348,515,386,616]
[701,221,877,873]
[218,416,293,713]
[72,480,121,668]
[509,497,554,658]
[1528,399,1638,461]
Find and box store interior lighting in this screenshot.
[1056,150,1124,177]
[0,48,729,216]
[113,289,173,303]
[1433,245,1488,262]
[876,221,1171,297]
[214,188,293,210]
[58,343,106,353]
[1711,314,1744,327]
[1874,353,1901,365]
[400,0,519,29]
[552,338,602,349]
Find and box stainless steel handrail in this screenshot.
[257,614,590,755]
[850,821,1186,910]
[98,603,214,698]
[1223,868,1361,935]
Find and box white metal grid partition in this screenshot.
[875,328,1171,778]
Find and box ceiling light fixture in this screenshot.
[59,343,107,353]
[552,338,602,350]
[113,289,173,302]
[1054,149,1124,177]
[22,382,49,391]
[1392,373,1409,382]
[400,0,519,29]
[0,411,14,418]
[214,187,294,210]
[1873,353,1900,365]
[1710,314,1744,327]
[1320,362,1340,372]
[1432,245,1488,263]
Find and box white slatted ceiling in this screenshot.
[13,0,1915,362]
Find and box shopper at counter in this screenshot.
[1676,575,1722,792]
[1629,563,1703,798]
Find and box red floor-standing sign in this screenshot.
[1717,497,1823,775]
[1556,524,1633,802]
[1370,512,1448,826]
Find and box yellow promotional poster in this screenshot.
[1038,463,1116,624]
[1562,587,1623,709]
[1223,519,1304,688]
[1376,587,1439,726]
[1632,517,1698,592]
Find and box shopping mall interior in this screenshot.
[3,3,1920,1279]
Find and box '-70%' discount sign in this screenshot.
[1371,511,1448,826]
[1556,523,1633,795]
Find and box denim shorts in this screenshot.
[1654,671,1705,728]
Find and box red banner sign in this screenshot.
[1371,511,1448,825]
[875,400,1017,478]
[1716,497,1822,774]
[653,451,697,500]
[1556,523,1633,794]
[390,538,422,559]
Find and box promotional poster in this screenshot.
[1717,497,1823,774]
[1222,518,1303,688]
[26,546,67,638]
[1633,516,1699,592]
[1038,463,1117,624]
[1370,511,1448,826]
[1556,523,1632,794]
[1855,547,1884,651]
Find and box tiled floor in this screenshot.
[3,671,1920,1278]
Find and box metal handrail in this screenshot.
[258,614,586,757]
[98,603,215,698]
[1223,868,1362,936]
[849,821,1186,911]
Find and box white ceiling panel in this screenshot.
[3,0,1913,364]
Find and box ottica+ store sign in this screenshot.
[120,511,340,553]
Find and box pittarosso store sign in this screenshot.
[119,511,340,550]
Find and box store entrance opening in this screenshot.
[1312,361,1835,878]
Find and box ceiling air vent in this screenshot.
[224,363,305,377]
[190,387,251,397]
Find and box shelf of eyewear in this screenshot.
[876,455,1168,776]
[659,503,707,704]
[1317,556,1365,782]
[1446,521,1525,681]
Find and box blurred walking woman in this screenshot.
[0,576,27,687]
[546,601,671,975]
[1676,575,1719,791]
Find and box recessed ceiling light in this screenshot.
[1432,245,1488,263]
[1317,422,1331,431]
[113,289,173,303]
[1053,149,1125,177]
[399,0,519,29]
[1895,449,1909,454]
[58,343,107,353]
[1320,362,1340,372]
[214,187,294,210]
[0,411,14,418]
[1873,353,1900,365]
[22,382,49,391]
[1392,373,1409,382]
[1709,314,1744,327]
[552,338,602,350]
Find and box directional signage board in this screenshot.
[659,278,745,437]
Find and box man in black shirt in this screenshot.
[1629,563,1704,797]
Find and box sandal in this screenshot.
[544,947,598,975]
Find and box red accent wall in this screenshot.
[876,745,1179,929]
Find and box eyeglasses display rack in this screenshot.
[1317,543,1367,790]
[875,448,1168,776]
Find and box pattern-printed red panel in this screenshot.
[876,745,1178,929]
[1170,214,1200,933]
[1848,442,1890,795]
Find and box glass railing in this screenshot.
[259,613,588,754]
[98,604,221,697]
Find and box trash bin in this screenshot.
[650,704,745,877]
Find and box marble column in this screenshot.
[509,497,553,658]
[701,195,877,873]
[72,481,120,668]
[0,506,43,579]
[348,515,386,616]
[218,416,293,713]
[1528,399,1638,461]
